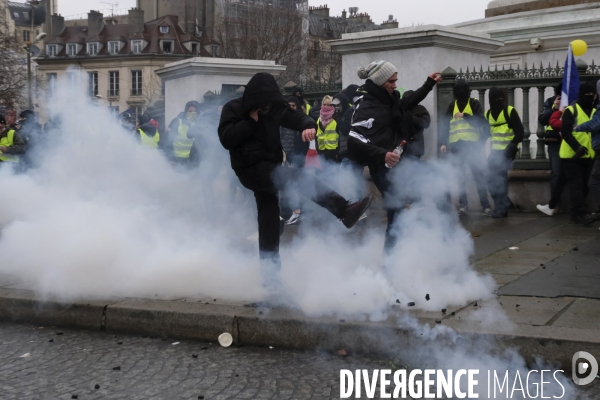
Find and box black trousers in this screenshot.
[562,158,594,218]
[589,152,600,210]
[547,142,567,209]
[237,162,347,281]
[449,141,490,210]
[488,149,513,215]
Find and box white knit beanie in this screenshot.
[357,60,398,86]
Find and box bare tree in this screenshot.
[215,3,306,85]
[0,1,27,109]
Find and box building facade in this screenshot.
[36,8,218,121]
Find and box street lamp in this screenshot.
[25,33,46,110]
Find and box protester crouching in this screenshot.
[0,115,26,165]
[136,113,162,149]
[485,87,524,218]
[348,60,441,255]
[559,82,597,224]
[440,80,492,216]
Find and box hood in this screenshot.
[345,84,359,103]
[291,86,304,103]
[453,80,470,101]
[333,93,350,115]
[243,73,286,111]
[286,96,301,111]
[403,90,415,101]
[184,101,201,113]
[139,122,157,136]
[489,87,505,113]
[578,82,597,109]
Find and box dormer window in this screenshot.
[23,12,29,20]
[162,40,173,54]
[191,43,198,55]
[211,44,219,57]
[109,41,120,55]
[47,45,57,57]
[88,43,98,56]
[67,44,77,56]
[160,26,169,34]
[132,40,142,54]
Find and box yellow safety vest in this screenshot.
[138,129,160,148]
[0,129,19,163]
[316,118,338,151]
[173,119,195,159]
[449,100,480,143]
[560,104,596,159]
[486,106,516,151]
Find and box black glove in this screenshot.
[574,146,589,159]
[504,142,519,160]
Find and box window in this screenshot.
[47,73,57,96]
[132,40,142,54]
[211,44,218,57]
[67,72,78,88]
[131,70,142,96]
[191,43,198,55]
[109,41,119,54]
[131,106,143,122]
[23,30,30,42]
[13,12,19,19]
[67,44,77,56]
[162,41,173,54]
[22,11,29,21]
[47,45,57,57]
[160,26,169,34]
[88,72,98,97]
[88,43,98,56]
[108,106,120,116]
[109,71,119,96]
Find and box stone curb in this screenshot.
[1,288,599,371]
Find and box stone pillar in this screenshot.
[535,86,547,160]
[521,87,531,159]
[156,58,286,123]
[330,25,503,159]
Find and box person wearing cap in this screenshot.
[348,60,441,254]
[218,72,372,289]
[0,115,26,164]
[559,81,598,224]
[136,113,161,149]
[485,87,524,219]
[166,101,202,166]
[439,80,492,217]
[565,81,600,226]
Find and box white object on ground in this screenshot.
[509,247,519,250]
[218,333,233,348]
[19,353,30,358]
[172,342,180,345]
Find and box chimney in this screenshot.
[49,13,65,39]
[87,10,104,37]
[128,8,145,34]
[341,9,347,19]
[309,4,329,17]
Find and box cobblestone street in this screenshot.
[2,323,600,399]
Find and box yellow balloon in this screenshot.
[572,40,588,57]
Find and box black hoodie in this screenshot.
[219,73,317,175]
[440,80,486,146]
[402,90,431,158]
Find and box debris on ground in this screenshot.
[218,333,233,348]
[396,299,400,304]
[573,247,579,252]
[112,366,121,371]
[407,302,416,307]
[56,332,64,336]
[172,342,180,345]
[48,339,54,343]
[201,347,208,350]
[94,384,100,390]
[340,319,345,323]
[336,349,347,357]
[269,346,274,349]
[117,341,123,345]
[473,302,478,307]
[425,294,430,301]
[71,395,78,399]
[441,309,447,314]
[509,247,519,250]
[435,320,442,324]
[516,304,520,308]
[19,353,30,358]
[192,354,198,358]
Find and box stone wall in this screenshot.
[486,0,599,17]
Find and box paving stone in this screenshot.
[551,298,600,330]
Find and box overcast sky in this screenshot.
[58,0,488,26]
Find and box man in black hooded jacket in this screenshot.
[485,87,524,218]
[348,60,441,254]
[440,80,492,216]
[402,90,431,159]
[218,73,371,287]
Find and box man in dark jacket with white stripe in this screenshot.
[348,60,440,254]
[218,73,371,290]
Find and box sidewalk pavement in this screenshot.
[0,212,598,369]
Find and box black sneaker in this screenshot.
[582,213,599,227]
[342,196,372,229]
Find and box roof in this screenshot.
[40,14,209,59]
[7,1,33,27]
[308,13,385,39]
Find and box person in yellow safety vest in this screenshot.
[136,113,161,149]
[485,87,524,218]
[316,95,341,164]
[440,80,492,216]
[166,101,202,166]
[0,115,26,164]
[291,86,312,116]
[558,82,598,224]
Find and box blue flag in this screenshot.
[560,45,580,108]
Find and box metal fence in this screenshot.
[436,59,600,169]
